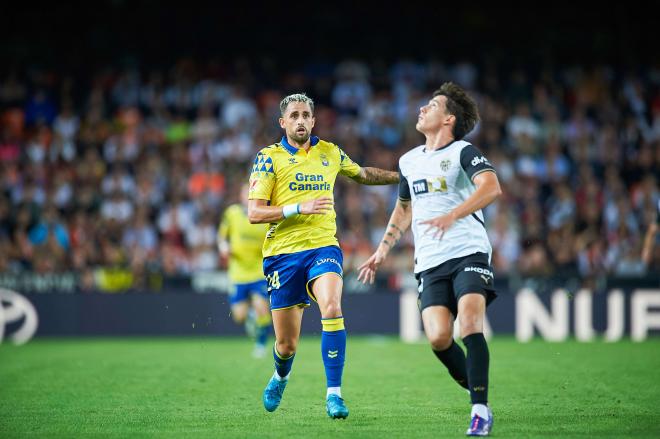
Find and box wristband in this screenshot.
[282,203,300,218]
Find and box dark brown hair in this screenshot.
[432,82,479,139]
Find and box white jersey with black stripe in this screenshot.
[398,140,495,273]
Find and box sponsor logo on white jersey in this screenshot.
[471,156,491,167]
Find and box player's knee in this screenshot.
[276,339,298,357]
[320,302,342,319]
[459,313,483,337]
[428,330,454,351]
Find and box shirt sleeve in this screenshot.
[398,167,411,201]
[460,144,496,182]
[248,149,276,200]
[338,147,361,177]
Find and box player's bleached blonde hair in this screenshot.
[279,93,315,116]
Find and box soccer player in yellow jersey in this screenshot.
[218,183,271,358]
[248,93,398,418]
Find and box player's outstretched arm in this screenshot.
[349,167,400,185]
[357,199,412,284]
[248,197,334,224]
[421,171,502,239]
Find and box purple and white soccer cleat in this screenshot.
[466,407,493,437]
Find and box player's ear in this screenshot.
[279,117,286,129]
[445,114,456,127]
[310,115,315,129]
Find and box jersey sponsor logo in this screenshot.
[289,173,331,191]
[464,266,494,277]
[266,223,277,239]
[296,173,324,182]
[471,156,491,167]
[413,178,448,195]
[289,182,331,191]
[316,257,343,273]
[249,179,258,191]
[316,257,339,266]
[440,159,451,172]
[428,177,448,192]
[412,179,429,195]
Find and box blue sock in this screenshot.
[256,314,271,347]
[273,345,294,378]
[321,317,346,388]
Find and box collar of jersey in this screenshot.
[423,139,455,153]
[280,135,320,155]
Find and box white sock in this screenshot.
[326,387,341,398]
[273,371,290,381]
[471,404,489,420]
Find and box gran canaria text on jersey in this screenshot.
[288,173,332,191]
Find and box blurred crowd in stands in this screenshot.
[0,58,658,290]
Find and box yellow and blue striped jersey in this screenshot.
[248,136,361,257]
[217,204,268,284]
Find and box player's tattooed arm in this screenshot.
[382,222,404,248]
[350,167,400,185]
[381,231,397,248]
[358,199,411,284]
[380,199,411,249]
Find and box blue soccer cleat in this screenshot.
[326,394,349,419]
[263,376,287,412]
[466,410,492,436]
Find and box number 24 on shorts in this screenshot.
[266,271,280,291]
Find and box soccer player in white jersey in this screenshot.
[358,82,502,436]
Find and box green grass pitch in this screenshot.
[1,336,659,438]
